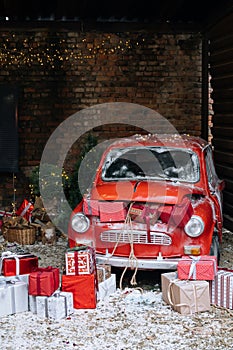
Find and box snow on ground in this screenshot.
[1,230,233,350]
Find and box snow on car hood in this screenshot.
[90,180,206,204]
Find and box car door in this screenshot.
[205,145,224,233]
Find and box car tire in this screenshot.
[210,233,220,265]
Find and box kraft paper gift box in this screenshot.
[0,252,38,277]
[97,274,116,301]
[65,246,95,275]
[97,264,111,283]
[210,269,233,309]
[0,278,28,317]
[61,273,97,309]
[29,266,60,296]
[177,255,217,280]
[161,272,210,315]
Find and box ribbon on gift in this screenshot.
[141,206,160,243]
[188,256,202,280]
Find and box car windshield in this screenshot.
[102,146,200,183]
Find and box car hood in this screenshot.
[90,181,206,204]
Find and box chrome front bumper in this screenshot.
[96,254,180,270]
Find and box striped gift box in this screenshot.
[210,269,233,309]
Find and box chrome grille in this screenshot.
[100,230,172,245]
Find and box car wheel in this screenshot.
[210,233,220,265]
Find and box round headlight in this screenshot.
[71,213,90,233]
[184,215,204,237]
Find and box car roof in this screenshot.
[106,133,209,152]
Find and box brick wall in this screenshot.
[0,28,203,209]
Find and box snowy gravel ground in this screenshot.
[1,229,233,350]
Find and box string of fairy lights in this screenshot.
[0,33,146,69]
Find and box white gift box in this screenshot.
[65,249,95,275]
[5,274,30,286]
[36,296,48,318]
[0,279,28,317]
[48,291,74,320]
[29,294,37,314]
[29,291,73,320]
[29,295,49,318]
[97,274,116,301]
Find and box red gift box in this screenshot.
[29,266,60,296]
[158,205,173,223]
[171,197,194,228]
[1,252,38,276]
[177,255,217,281]
[61,273,97,309]
[159,197,193,228]
[16,199,34,222]
[83,198,99,216]
[65,246,95,275]
[99,201,126,222]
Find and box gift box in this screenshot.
[29,266,60,296]
[29,291,74,320]
[177,255,217,280]
[170,197,194,228]
[161,272,210,315]
[65,246,95,275]
[1,252,38,277]
[158,198,193,228]
[158,205,173,224]
[0,278,28,317]
[30,295,48,318]
[61,273,97,309]
[97,264,111,283]
[4,273,30,286]
[99,201,126,222]
[16,199,34,222]
[83,197,99,216]
[97,274,116,301]
[210,268,233,309]
[48,291,74,320]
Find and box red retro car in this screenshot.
[68,134,225,270]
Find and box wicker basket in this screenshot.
[2,226,36,245]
